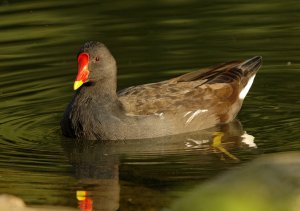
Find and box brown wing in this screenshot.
[168,61,241,84]
[118,80,211,115]
[118,57,261,117]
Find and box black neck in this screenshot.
[78,77,118,105]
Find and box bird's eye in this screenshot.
[95,57,100,62]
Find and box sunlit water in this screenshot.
[0,0,299,210]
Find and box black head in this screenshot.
[74,41,117,90]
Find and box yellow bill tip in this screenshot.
[76,190,88,201]
[74,80,83,90]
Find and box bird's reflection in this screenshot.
[63,120,256,211]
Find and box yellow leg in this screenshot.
[212,132,239,161]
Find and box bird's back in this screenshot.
[118,56,261,125]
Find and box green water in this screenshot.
[0,0,299,210]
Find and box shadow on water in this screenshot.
[62,120,258,210]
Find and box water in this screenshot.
[0,0,299,210]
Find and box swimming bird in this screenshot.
[61,41,261,140]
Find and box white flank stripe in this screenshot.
[184,111,192,117]
[185,109,208,124]
[239,75,256,100]
[155,112,165,119]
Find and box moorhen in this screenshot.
[61,41,262,140]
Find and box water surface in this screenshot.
[0,0,299,210]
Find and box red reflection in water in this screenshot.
[77,191,93,211]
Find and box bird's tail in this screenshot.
[238,56,262,77]
[238,56,262,100]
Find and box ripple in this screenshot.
[0,0,300,209]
